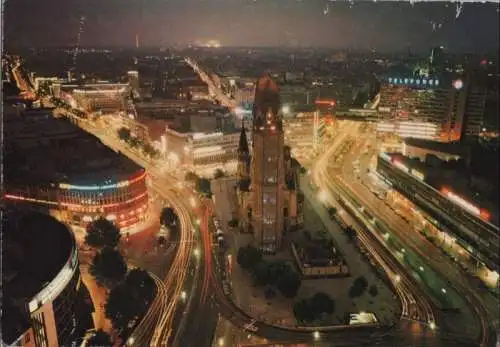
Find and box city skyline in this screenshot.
[3,1,499,53]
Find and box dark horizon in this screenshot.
[3,1,498,54]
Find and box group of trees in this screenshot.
[293,292,335,324]
[117,127,160,159]
[237,245,302,298]
[348,276,369,298]
[344,226,357,242]
[185,171,212,197]
[85,218,127,288]
[228,219,239,228]
[84,218,156,335]
[105,269,156,332]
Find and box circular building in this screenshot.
[3,107,150,231]
[2,209,94,346]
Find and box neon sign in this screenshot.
[59,171,146,191]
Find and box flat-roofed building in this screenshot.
[3,107,149,231]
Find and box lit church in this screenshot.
[236,74,303,253]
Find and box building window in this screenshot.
[267,176,277,183]
[263,194,276,205]
[264,216,274,224]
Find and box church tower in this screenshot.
[237,121,250,181]
[249,74,286,253]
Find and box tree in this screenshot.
[125,269,156,313]
[105,284,137,330]
[327,207,337,218]
[344,226,357,241]
[228,219,239,228]
[117,127,131,141]
[213,168,225,179]
[236,245,262,270]
[196,178,212,197]
[87,330,113,346]
[267,261,290,286]
[264,287,276,300]
[368,284,379,297]
[85,217,121,249]
[252,260,271,286]
[277,271,301,298]
[310,292,335,315]
[293,299,314,323]
[349,276,368,298]
[185,171,199,182]
[90,247,127,287]
[160,207,178,228]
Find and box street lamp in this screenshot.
[193,248,201,258]
[429,321,436,330]
[218,337,225,346]
[313,331,320,341]
[190,197,197,208]
[318,190,329,203]
[394,275,401,283]
[180,291,187,301]
[127,337,135,345]
[195,219,201,226]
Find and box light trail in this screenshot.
[313,120,492,346]
[77,122,197,347]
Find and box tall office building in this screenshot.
[237,74,301,253]
[377,74,487,142]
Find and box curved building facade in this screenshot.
[5,168,149,230]
[2,209,93,347]
[3,106,150,231]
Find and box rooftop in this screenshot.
[404,138,468,156]
[2,209,76,344]
[4,109,143,186]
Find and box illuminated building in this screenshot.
[127,71,140,99]
[283,109,325,155]
[376,152,499,273]
[402,138,469,163]
[2,209,93,347]
[163,128,241,170]
[71,84,129,113]
[378,75,487,142]
[3,109,149,231]
[237,74,302,253]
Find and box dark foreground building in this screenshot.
[1,209,94,346]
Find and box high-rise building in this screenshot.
[377,74,487,142]
[237,74,302,253]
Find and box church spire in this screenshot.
[238,120,249,155]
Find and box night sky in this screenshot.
[3,0,499,52]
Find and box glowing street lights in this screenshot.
[193,248,201,259]
[313,331,320,341]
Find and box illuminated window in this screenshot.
[264,216,274,224]
[267,176,277,183]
